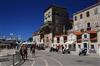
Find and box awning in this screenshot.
[87,30,96,34]
[74,31,83,35]
[65,41,75,44]
[22,42,35,44]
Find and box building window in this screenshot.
[91,45,94,49]
[81,29,84,32]
[78,45,81,48]
[79,23,82,29]
[64,36,67,43]
[57,37,60,43]
[87,22,91,30]
[74,16,77,21]
[84,34,87,38]
[83,43,87,48]
[80,14,83,19]
[95,22,99,27]
[86,11,90,17]
[87,22,90,27]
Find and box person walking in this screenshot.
[30,45,32,53]
[19,45,24,60]
[31,44,36,58]
[61,45,64,54]
[19,44,28,61]
[23,45,28,60]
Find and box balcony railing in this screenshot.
[87,27,91,31]
[77,39,82,43]
[90,37,97,42]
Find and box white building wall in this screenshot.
[97,31,100,54]
[54,37,57,44]
[44,33,53,47]
[60,36,64,44]
[67,33,76,42]
[67,33,77,50]
[53,35,67,46]
[33,35,40,45]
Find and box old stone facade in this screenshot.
[73,3,100,32]
[44,5,70,35]
[40,5,72,47]
[72,3,100,54]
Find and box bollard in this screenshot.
[13,54,15,66]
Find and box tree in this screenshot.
[27,37,33,42]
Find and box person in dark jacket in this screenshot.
[31,44,36,57]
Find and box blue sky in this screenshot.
[0,0,96,40]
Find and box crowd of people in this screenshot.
[19,44,87,61]
[49,45,70,54]
[49,44,88,56]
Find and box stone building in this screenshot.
[40,5,72,47]
[73,3,100,31]
[44,5,70,35]
[72,3,100,54]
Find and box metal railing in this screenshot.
[12,51,21,66]
[0,49,21,66]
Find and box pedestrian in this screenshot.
[31,44,36,58]
[19,45,25,60]
[19,45,23,60]
[30,45,32,53]
[61,45,64,54]
[23,45,28,60]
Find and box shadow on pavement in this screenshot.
[15,60,25,66]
